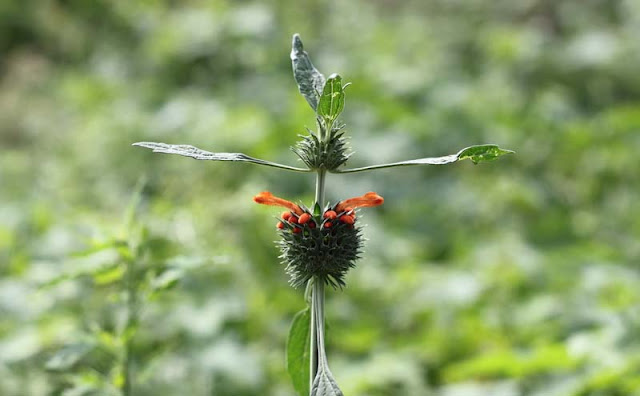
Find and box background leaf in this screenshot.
[45,343,95,372]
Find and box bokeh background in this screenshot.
[1,1,639,395]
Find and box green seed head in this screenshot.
[278,208,361,289]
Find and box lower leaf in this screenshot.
[287,307,311,396]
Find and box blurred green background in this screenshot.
[1,1,639,395]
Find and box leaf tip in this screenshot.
[292,33,303,54]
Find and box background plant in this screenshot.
[1,1,639,395]
[42,182,186,395]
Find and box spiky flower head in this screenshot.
[292,126,351,172]
[254,191,383,288]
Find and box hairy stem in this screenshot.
[310,169,326,392]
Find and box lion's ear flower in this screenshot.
[253,191,384,289]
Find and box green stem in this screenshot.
[123,258,136,396]
[310,169,326,392]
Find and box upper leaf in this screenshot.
[291,34,326,111]
[317,74,346,131]
[132,142,311,172]
[335,144,514,173]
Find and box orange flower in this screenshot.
[253,191,304,215]
[335,192,384,213]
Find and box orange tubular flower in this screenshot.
[335,192,384,213]
[253,191,304,215]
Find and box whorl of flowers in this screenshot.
[254,191,383,288]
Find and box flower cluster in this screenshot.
[253,191,383,288]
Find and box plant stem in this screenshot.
[123,257,136,396]
[310,169,326,392]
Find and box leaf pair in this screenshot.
[133,141,513,173]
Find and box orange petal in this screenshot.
[253,191,303,215]
[335,192,384,212]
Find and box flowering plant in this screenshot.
[134,34,512,396]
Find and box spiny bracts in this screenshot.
[292,127,351,172]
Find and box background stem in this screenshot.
[123,257,136,396]
[310,169,326,392]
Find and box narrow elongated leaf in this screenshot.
[291,34,326,110]
[335,144,514,173]
[133,142,311,172]
[287,307,311,396]
[317,74,345,126]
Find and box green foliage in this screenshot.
[317,74,347,133]
[1,1,639,395]
[457,144,515,164]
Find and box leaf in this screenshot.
[92,264,124,285]
[151,267,183,291]
[457,144,515,164]
[45,342,95,371]
[335,144,514,173]
[287,307,311,396]
[291,34,326,110]
[132,142,311,172]
[311,365,344,396]
[317,74,346,130]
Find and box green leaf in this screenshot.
[317,74,345,129]
[132,142,311,172]
[92,264,124,285]
[45,342,95,371]
[291,34,326,110]
[287,307,311,396]
[457,144,515,164]
[335,144,514,173]
[151,267,183,292]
